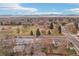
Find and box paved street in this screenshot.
[61,26,79,51]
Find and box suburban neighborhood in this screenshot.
[0,15,78,56]
[0,3,79,56]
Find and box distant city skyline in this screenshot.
[0,3,79,15]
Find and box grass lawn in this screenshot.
[0,24,63,37]
[65,48,76,55]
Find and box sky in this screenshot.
[0,3,79,15]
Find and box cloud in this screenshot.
[32,11,62,15]
[66,8,79,13]
[0,3,62,15]
[0,3,38,12]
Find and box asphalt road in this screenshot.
[61,26,79,50]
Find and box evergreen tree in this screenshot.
[48,30,51,35]
[49,23,53,29]
[74,22,79,30]
[0,22,3,25]
[36,28,41,37]
[30,30,33,36]
[17,28,20,35]
[18,22,22,25]
[58,26,61,34]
